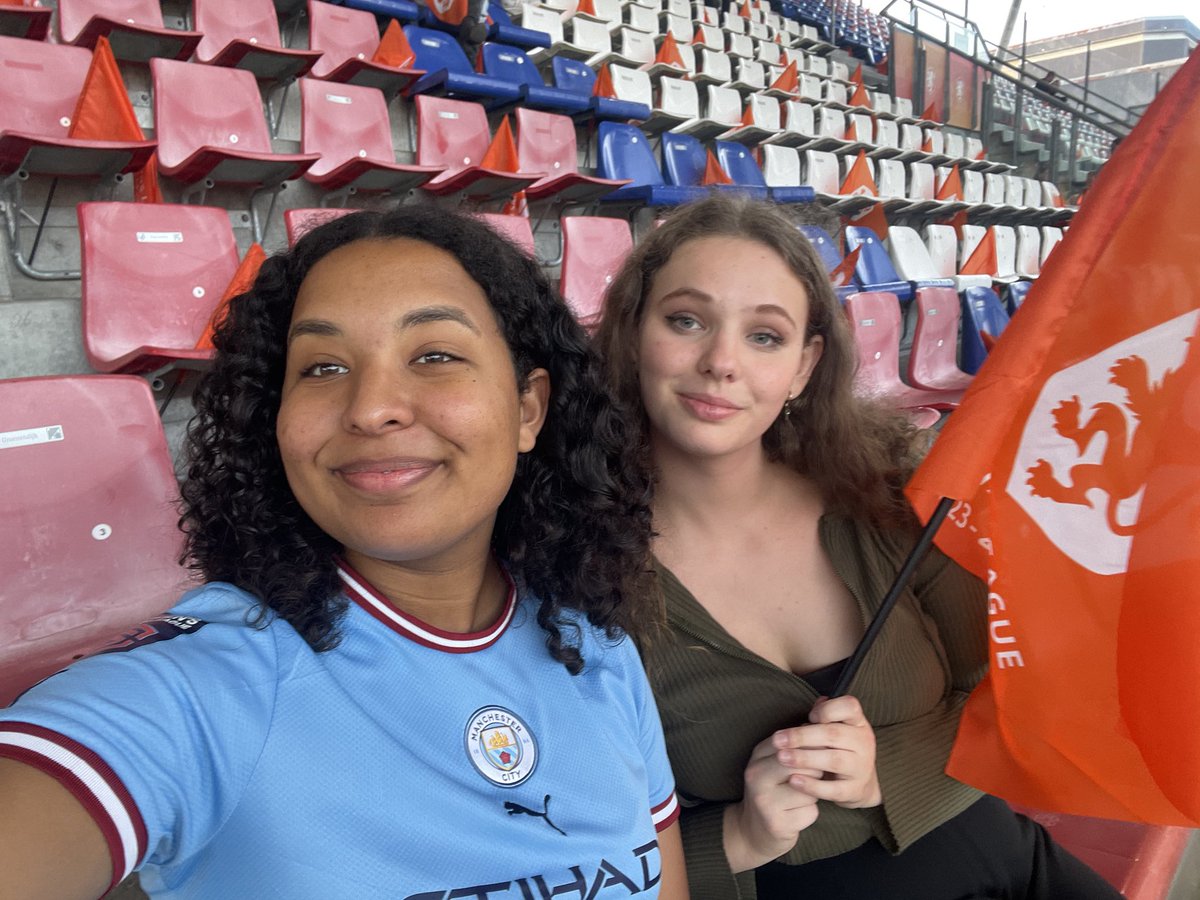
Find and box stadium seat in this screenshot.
[300,78,442,201]
[718,93,781,144]
[405,25,524,109]
[760,100,818,147]
[844,291,960,410]
[672,84,742,140]
[797,224,856,302]
[960,285,1010,374]
[1040,226,1064,266]
[1015,224,1041,279]
[1005,280,1032,315]
[715,140,814,203]
[414,95,542,200]
[548,58,650,123]
[596,121,707,206]
[477,213,536,255]
[284,207,357,245]
[0,37,157,278]
[663,133,766,199]
[559,216,633,328]
[907,286,972,397]
[308,0,422,99]
[194,0,320,82]
[992,225,1021,284]
[481,43,590,115]
[485,2,552,50]
[56,0,202,61]
[515,108,628,205]
[922,224,991,292]
[78,202,240,376]
[887,226,955,287]
[0,0,51,41]
[0,374,188,708]
[843,226,914,302]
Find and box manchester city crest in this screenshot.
[465,706,538,787]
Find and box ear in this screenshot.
[789,335,824,399]
[517,368,551,453]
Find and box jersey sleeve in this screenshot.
[0,584,281,892]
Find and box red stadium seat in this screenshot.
[907,286,972,397]
[193,0,320,83]
[283,207,357,246]
[56,0,201,61]
[415,95,542,201]
[559,216,632,328]
[300,78,442,201]
[78,202,240,377]
[476,213,535,256]
[516,108,628,205]
[0,0,51,41]
[844,291,961,410]
[308,0,421,99]
[0,375,189,708]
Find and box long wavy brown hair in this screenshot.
[594,194,926,528]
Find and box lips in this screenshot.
[677,392,743,422]
[334,457,440,493]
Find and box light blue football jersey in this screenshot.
[0,564,678,899]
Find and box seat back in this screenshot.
[715,140,766,188]
[516,107,579,178]
[944,131,964,158]
[662,132,706,187]
[984,171,1006,205]
[0,36,90,142]
[1003,173,1023,206]
[58,0,166,44]
[910,285,968,387]
[624,4,658,36]
[195,0,284,60]
[610,64,652,106]
[874,117,899,149]
[560,215,632,325]
[151,58,274,169]
[844,291,904,396]
[1016,224,1041,278]
[1040,226,1064,266]
[696,47,731,82]
[705,84,741,126]
[921,224,958,279]
[962,168,984,203]
[746,92,779,130]
[522,4,564,43]
[482,43,544,89]
[845,225,905,289]
[960,285,1010,374]
[887,225,941,282]
[781,99,815,136]
[658,76,698,118]
[300,78,394,177]
[477,213,535,255]
[0,375,188,706]
[597,120,664,186]
[734,58,765,89]
[823,80,848,106]
[815,106,845,140]
[550,56,594,95]
[959,223,986,268]
[803,149,841,193]
[993,225,1017,279]
[415,95,492,173]
[309,0,384,79]
[79,202,240,373]
[1005,280,1032,314]
[797,224,843,274]
[405,25,472,77]
[762,144,800,187]
[284,207,356,245]
[876,158,906,199]
[567,17,612,54]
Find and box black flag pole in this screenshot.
[830,496,957,698]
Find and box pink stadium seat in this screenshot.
[308,0,422,99]
[0,0,52,41]
[477,213,536,255]
[516,108,629,205]
[0,375,189,707]
[284,207,356,246]
[844,291,961,411]
[907,286,972,396]
[78,202,240,376]
[559,216,632,328]
[56,0,201,62]
[415,95,542,201]
[193,0,320,82]
[300,78,442,199]
[0,36,156,181]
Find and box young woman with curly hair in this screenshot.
[0,206,687,900]
[594,194,1120,900]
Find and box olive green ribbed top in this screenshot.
[645,514,989,899]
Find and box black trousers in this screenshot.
[755,796,1124,900]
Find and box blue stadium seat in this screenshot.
[662,133,767,199]
[798,225,857,302]
[1005,280,1032,315]
[844,225,914,302]
[715,140,814,204]
[486,3,551,49]
[404,25,524,109]
[596,122,706,207]
[960,285,1011,374]
[548,58,650,123]
[481,43,590,115]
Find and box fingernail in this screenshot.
[773,732,788,747]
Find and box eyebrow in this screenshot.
[287,304,480,344]
[657,289,798,328]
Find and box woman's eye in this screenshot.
[666,314,701,332]
[413,350,461,365]
[299,362,347,378]
[749,332,784,348]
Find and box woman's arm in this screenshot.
[0,757,112,900]
[656,821,690,899]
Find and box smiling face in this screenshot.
[275,238,548,581]
[636,235,823,464]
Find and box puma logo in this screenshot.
[504,794,567,836]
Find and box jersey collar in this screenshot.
[336,560,518,653]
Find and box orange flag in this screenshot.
[905,47,1200,826]
[502,190,529,218]
[941,209,969,239]
[920,100,938,121]
[701,150,732,185]
[769,60,798,94]
[839,151,877,197]
[655,32,685,69]
[959,228,996,276]
[738,0,751,17]
[828,245,861,288]
[847,202,887,238]
[68,36,161,203]
[481,116,519,172]
[739,103,754,128]
[850,63,864,86]
[373,19,415,67]
[592,65,616,98]
[935,163,962,201]
[194,243,267,351]
[849,80,871,107]
[425,0,469,25]
[576,0,596,15]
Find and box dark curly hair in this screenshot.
[594,194,926,528]
[179,205,655,673]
